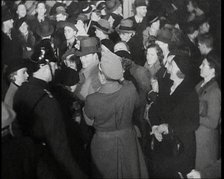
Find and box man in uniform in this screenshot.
[13,46,87,179]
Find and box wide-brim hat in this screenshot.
[105,0,121,14]
[116,19,136,33]
[93,19,113,34]
[75,37,101,57]
[61,21,78,32]
[36,21,54,37]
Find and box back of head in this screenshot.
[206,53,221,77]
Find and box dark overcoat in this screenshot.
[149,77,200,178]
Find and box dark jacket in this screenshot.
[13,77,87,179]
[149,77,200,178]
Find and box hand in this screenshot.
[151,79,159,93]
[187,169,201,179]
[151,126,163,142]
[158,123,169,134]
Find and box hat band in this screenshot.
[119,25,135,31]
[95,23,110,33]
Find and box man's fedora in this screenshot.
[93,19,113,34]
[75,37,101,57]
[116,19,136,33]
[36,21,54,37]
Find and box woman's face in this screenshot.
[151,20,160,31]
[17,4,27,18]
[146,47,158,66]
[64,26,76,40]
[14,67,29,86]
[199,58,214,78]
[169,59,180,81]
[19,21,28,35]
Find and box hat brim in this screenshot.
[115,25,135,33]
[56,11,68,17]
[75,47,101,57]
[93,24,112,34]
[36,25,54,37]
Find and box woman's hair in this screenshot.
[67,55,82,72]
[8,71,17,83]
[145,43,164,64]
[206,53,221,77]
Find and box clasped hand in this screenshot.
[151,124,169,142]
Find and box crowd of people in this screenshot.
[1,0,221,179]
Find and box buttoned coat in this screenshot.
[195,79,221,170]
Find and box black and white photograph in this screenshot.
[1,0,221,178]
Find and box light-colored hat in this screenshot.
[100,50,123,80]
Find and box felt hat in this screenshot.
[62,48,76,61]
[100,50,123,80]
[61,21,78,32]
[36,21,54,37]
[116,19,136,33]
[157,26,173,44]
[134,0,147,8]
[2,6,13,22]
[105,0,121,13]
[75,37,101,57]
[6,57,28,76]
[93,19,113,34]
[2,102,16,130]
[55,6,68,17]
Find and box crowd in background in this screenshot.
[1,0,221,178]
